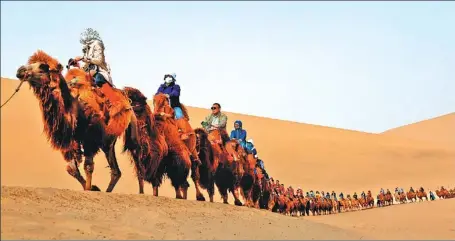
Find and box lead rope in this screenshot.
[0,79,26,108]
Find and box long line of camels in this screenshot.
[10,50,455,218]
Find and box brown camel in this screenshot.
[151,93,192,199]
[153,93,208,201]
[407,191,417,202]
[122,87,168,195]
[15,50,139,193]
[194,128,220,202]
[209,129,244,206]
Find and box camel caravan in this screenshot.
[12,47,455,217]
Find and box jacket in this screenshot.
[82,39,112,84]
[230,120,247,141]
[156,82,181,108]
[245,141,257,156]
[201,112,228,132]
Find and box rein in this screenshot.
[0,79,26,108]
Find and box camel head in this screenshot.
[123,87,148,112]
[153,93,173,114]
[16,50,64,89]
[65,68,93,90]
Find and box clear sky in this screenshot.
[1,1,454,133]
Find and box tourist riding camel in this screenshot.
[331,191,337,200]
[230,120,247,148]
[339,192,344,199]
[245,139,258,158]
[361,191,366,199]
[410,187,415,193]
[310,190,315,198]
[353,192,358,199]
[255,158,269,180]
[201,103,228,133]
[155,72,193,140]
[73,28,118,104]
[156,73,183,119]
[325,192,331,199]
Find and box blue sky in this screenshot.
[1,1,454,133]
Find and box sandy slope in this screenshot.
[1,77,455,239]
[381,112,455,150]
[1,186,367,240]
[2,186,454,240]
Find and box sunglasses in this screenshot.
[211,107,218,110]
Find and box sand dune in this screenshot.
[1,76,455,239]
[381,112,455,150]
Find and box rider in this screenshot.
[156,73,183,119]
[419,187,424,192]
[74,28,117,104]
[315,191,321,199]
[230,120,247,148]
[310,190,315,198]
[325,192,331,199]
[361,191,366,199]
[353,192,358,199]
[201,103,228,134]
[380,188,385,195]
[255,158,270,180]
[245,139,258,158]
[331,191,337,201]
[305,192,310,198]
[386,189,391,195]
[410,187,415,193]
[339,192,344,199]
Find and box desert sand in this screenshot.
[1,77,455,239]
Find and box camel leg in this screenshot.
[208,179,215,203]
[66,159,87,190]
[190,158,205,201]
[175,186,184,199]
[103,140,122,193]
[180,180,190,200]
[232,187,243,206]
[83,155,95,191]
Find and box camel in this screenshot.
[384,192,394,205]
[416,188,428,202]
[150,93,193,199]
[209,129,244,206]
[255,167,272,210]
[194,128,220,202]
[394,191,407,204]
[122,87,169,195]
[407,190,417,203]
[238,151,258,207]
[153,93,207,200]
[436,187,450,199]
[15,50,139,193]
[366,192,375,208]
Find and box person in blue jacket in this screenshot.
[245,139,257,157]
[156,73,184,120]
[230,120,247,148]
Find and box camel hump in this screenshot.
[179,103,190,121]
